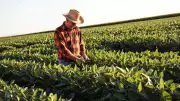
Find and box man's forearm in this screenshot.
[80,44,86,55]
[63,47,79,61]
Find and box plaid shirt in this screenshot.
[54,22,85,62]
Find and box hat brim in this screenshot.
[63,14,84,24]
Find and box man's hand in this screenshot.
[76,56,85,63]
[79,56,86,62]
[75,55,90,65]
[83,54,90,61]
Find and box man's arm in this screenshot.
[79,32,89,60]
[80,40,86,56]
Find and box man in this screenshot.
[54,9,89,66]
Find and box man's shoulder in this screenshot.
[55,25,64,32]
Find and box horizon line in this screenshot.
[1,12,180,38]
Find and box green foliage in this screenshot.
[0,16,180,101]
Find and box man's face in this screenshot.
[66,20,77,29]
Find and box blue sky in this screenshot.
[0,0,180,37]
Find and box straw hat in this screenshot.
[63,9,84,24]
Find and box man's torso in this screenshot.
[55,23,82,61]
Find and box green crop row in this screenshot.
[0,79,68,101]
[1,48,180,82]
[82,17,180,51]
[0,59,179,101]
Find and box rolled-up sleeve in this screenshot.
[80,33,86,55]
[54,29,66,58]
[54,30,65,49]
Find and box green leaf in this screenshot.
[16,96,20,101]
[116,67,126,74]
[119,82,124,89]
[52,94,58,101]
[145,85,154,89]
[92,64,97,73]
[164,80,174,87]
[73,65,77,71]
[138,82,142,92]
[20,89,26,99]
[159,72,164,90]
[48,93,57,101]
[127,77,134,83]
[170,83,176,93]
[161,90,172,101]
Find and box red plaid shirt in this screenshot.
[54,22,85,62]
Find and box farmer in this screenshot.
[54,9,90,66]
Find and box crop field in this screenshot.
[0,16,180,101]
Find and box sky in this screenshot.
[0,0,180,37]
